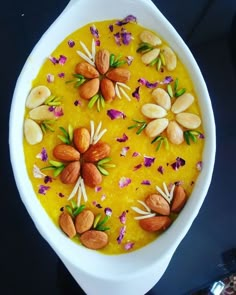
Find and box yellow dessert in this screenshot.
[23,16,204,254]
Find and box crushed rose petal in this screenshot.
[124,242,134,250]
[68,39,75,48]
[53,106,64,117]
[49,56,58,65]
[109,24,114,32]
[95,39,100,46]
[157,166,164,174]
[95,186,102,192]
[161,76,173,84]
[104,207,112,216]
[133,164,142,171]
[119,211,127,224]
[58,192,64,198]
[119,177,131,188]
[58,72,65,78]
[107,109,126,120]
[120,146,130,157]
[90,24,99,38]
[33,165,46,178]
[46,73,54,83]
[125,55,134,65]
[101,194,106,201]
[74,100,81,106]
[121,28,132,45]
[196,161,203,171]
[117,226,126,244]
[114,32,121,46]
[132,152,140,157]
[115,15,137,26]
[144,156,155,167]
[141,180,151,185]
[36,147,48,162]
[199,133,205,139]
[58,55,67,65]
[38,185,50,195]
[44,175,52,184]
[138,78,158,88]
[116,133,128,142]
[132,86,140,101]
[171,157,186,170]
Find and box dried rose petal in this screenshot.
[58,55,67,65]
[196,161,203,171]
[162,76,173,84]
[95,39,100,46]
[132,86,140,101]
[68,39,75,48]
[120,146,130,157]
[117,226,126,244]
[124,242,134,250]
[107,109,126,120]
[114,32,121,46]
[104,207,112,216]
[38,185,50,195]
[133,164,142,171]
[74,100,81,106]
[109,24,114,32]
[115,15,137,26]
[116,133,128,142]
[144,156,155,167]
[138,78,158,88]
[171,157,186,170]
[95,186,102,192]
[53,106,64,117]
[157,166,164,174]
[36,147,48,162]
[119,177,131,188]
[44,175,52,184]
[121,28,132,45]
[119,211,127,224]
[58,72,65,78]
[132,152,140,157]
[46,73,54,83]
[49,56,58,65]
[58,192,64,198]
[90,25,99,38]
[198,133,205,139]
[141,180,151,185]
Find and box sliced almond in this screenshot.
[145,194,170,215]
[80,230,108,250]
[140,30,162,46]
[152,88,171,110]
[141,48,160,65]
[166,121,184,145]
[145,118,169,138]
[79,78,99,100]
[59,211,76,238]
[75,210,94,234]
[141,103,167,119]
[24,118,43,145]
[161,46,177,71]
[171,93,194,114]
[75,61,99,78]
[26,85,51,109]
[139,216,171,232]
[171,185,187,213]
[29,105,56,121]
[176,112,201,129]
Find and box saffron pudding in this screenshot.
[23,18,204,254]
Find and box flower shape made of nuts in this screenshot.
[75,47,131,104]
[141,88,201,145]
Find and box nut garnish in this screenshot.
[80,230,109,250]
[26,85,51,109]
[24,118,43,145]
[59,211,76,238]
[75,209,94,234]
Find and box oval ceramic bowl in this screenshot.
[9,0,216,294]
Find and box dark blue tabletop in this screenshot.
[1,1,236,294]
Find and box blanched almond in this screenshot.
[141,104,167,119]
[166,121,184,145]
[79,78,99,100]
[81,163,102,188]
[152,88,171,110]
[145,194,170,215]
[139,216,171,232]
[75,62,99,78]
[106,68,130,83]
[60,161,80,184]
[53,144,80,162]
[59,211,76,238]
[176,112,201,129]
[73,127,90,153]
[26,85,51,109]
[95,49,110,74]
[140,30,162,46]
[171,185,187,213]
[171,93,194,114]
[100,78,115,102]
[145,118,169,138]
[80,230,108,249]
[24,118,43,145]
[141,48,160,65]
[75,210,94,234]
[29,105,56,120]
[161,46,177,71]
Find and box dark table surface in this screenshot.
[2,0,236,294]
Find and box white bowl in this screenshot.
[9,0,216,294]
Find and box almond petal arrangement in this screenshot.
[10,0,215,294]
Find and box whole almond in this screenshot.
[100,78,115,102]
[140,30,162,46]
[175,112,201,129]
[171,93,194,114]
[166,121,184,145]
[53,144,80,161]
[141,48,160,65]
[145,118,169,138]
[161,46,177,71]
[95,49,110,74]
[29,105,56,121]
[145,194,170,215]
[80,230,108,250]
[171,185,187,213]
[152,88,171,110]
[81,162,102,188]
[139,216,171,232]
[83,142,111,163]
[79,78,99,100]
[59,211,76,238]
[60,161,80,184]
[75,210,94,234]
[106,68,131,83]
[141,103,167,119]
[73,127,90,153]
[75,61,99,78]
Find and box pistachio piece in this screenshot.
[141,48,160,65]
[152,88,171,110]
[166,121,184,145]
[145,118,169,138]
[26,85,51,109]
[176,112,201,129]
[24,118,43,145]
[161,46,177,71]
[171,93,194,114]
[140,30,162,46]
[29,105,56,121]
[141,104,167,119]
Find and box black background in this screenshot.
[2,0,236,294]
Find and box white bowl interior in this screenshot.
[9,0,216,294]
